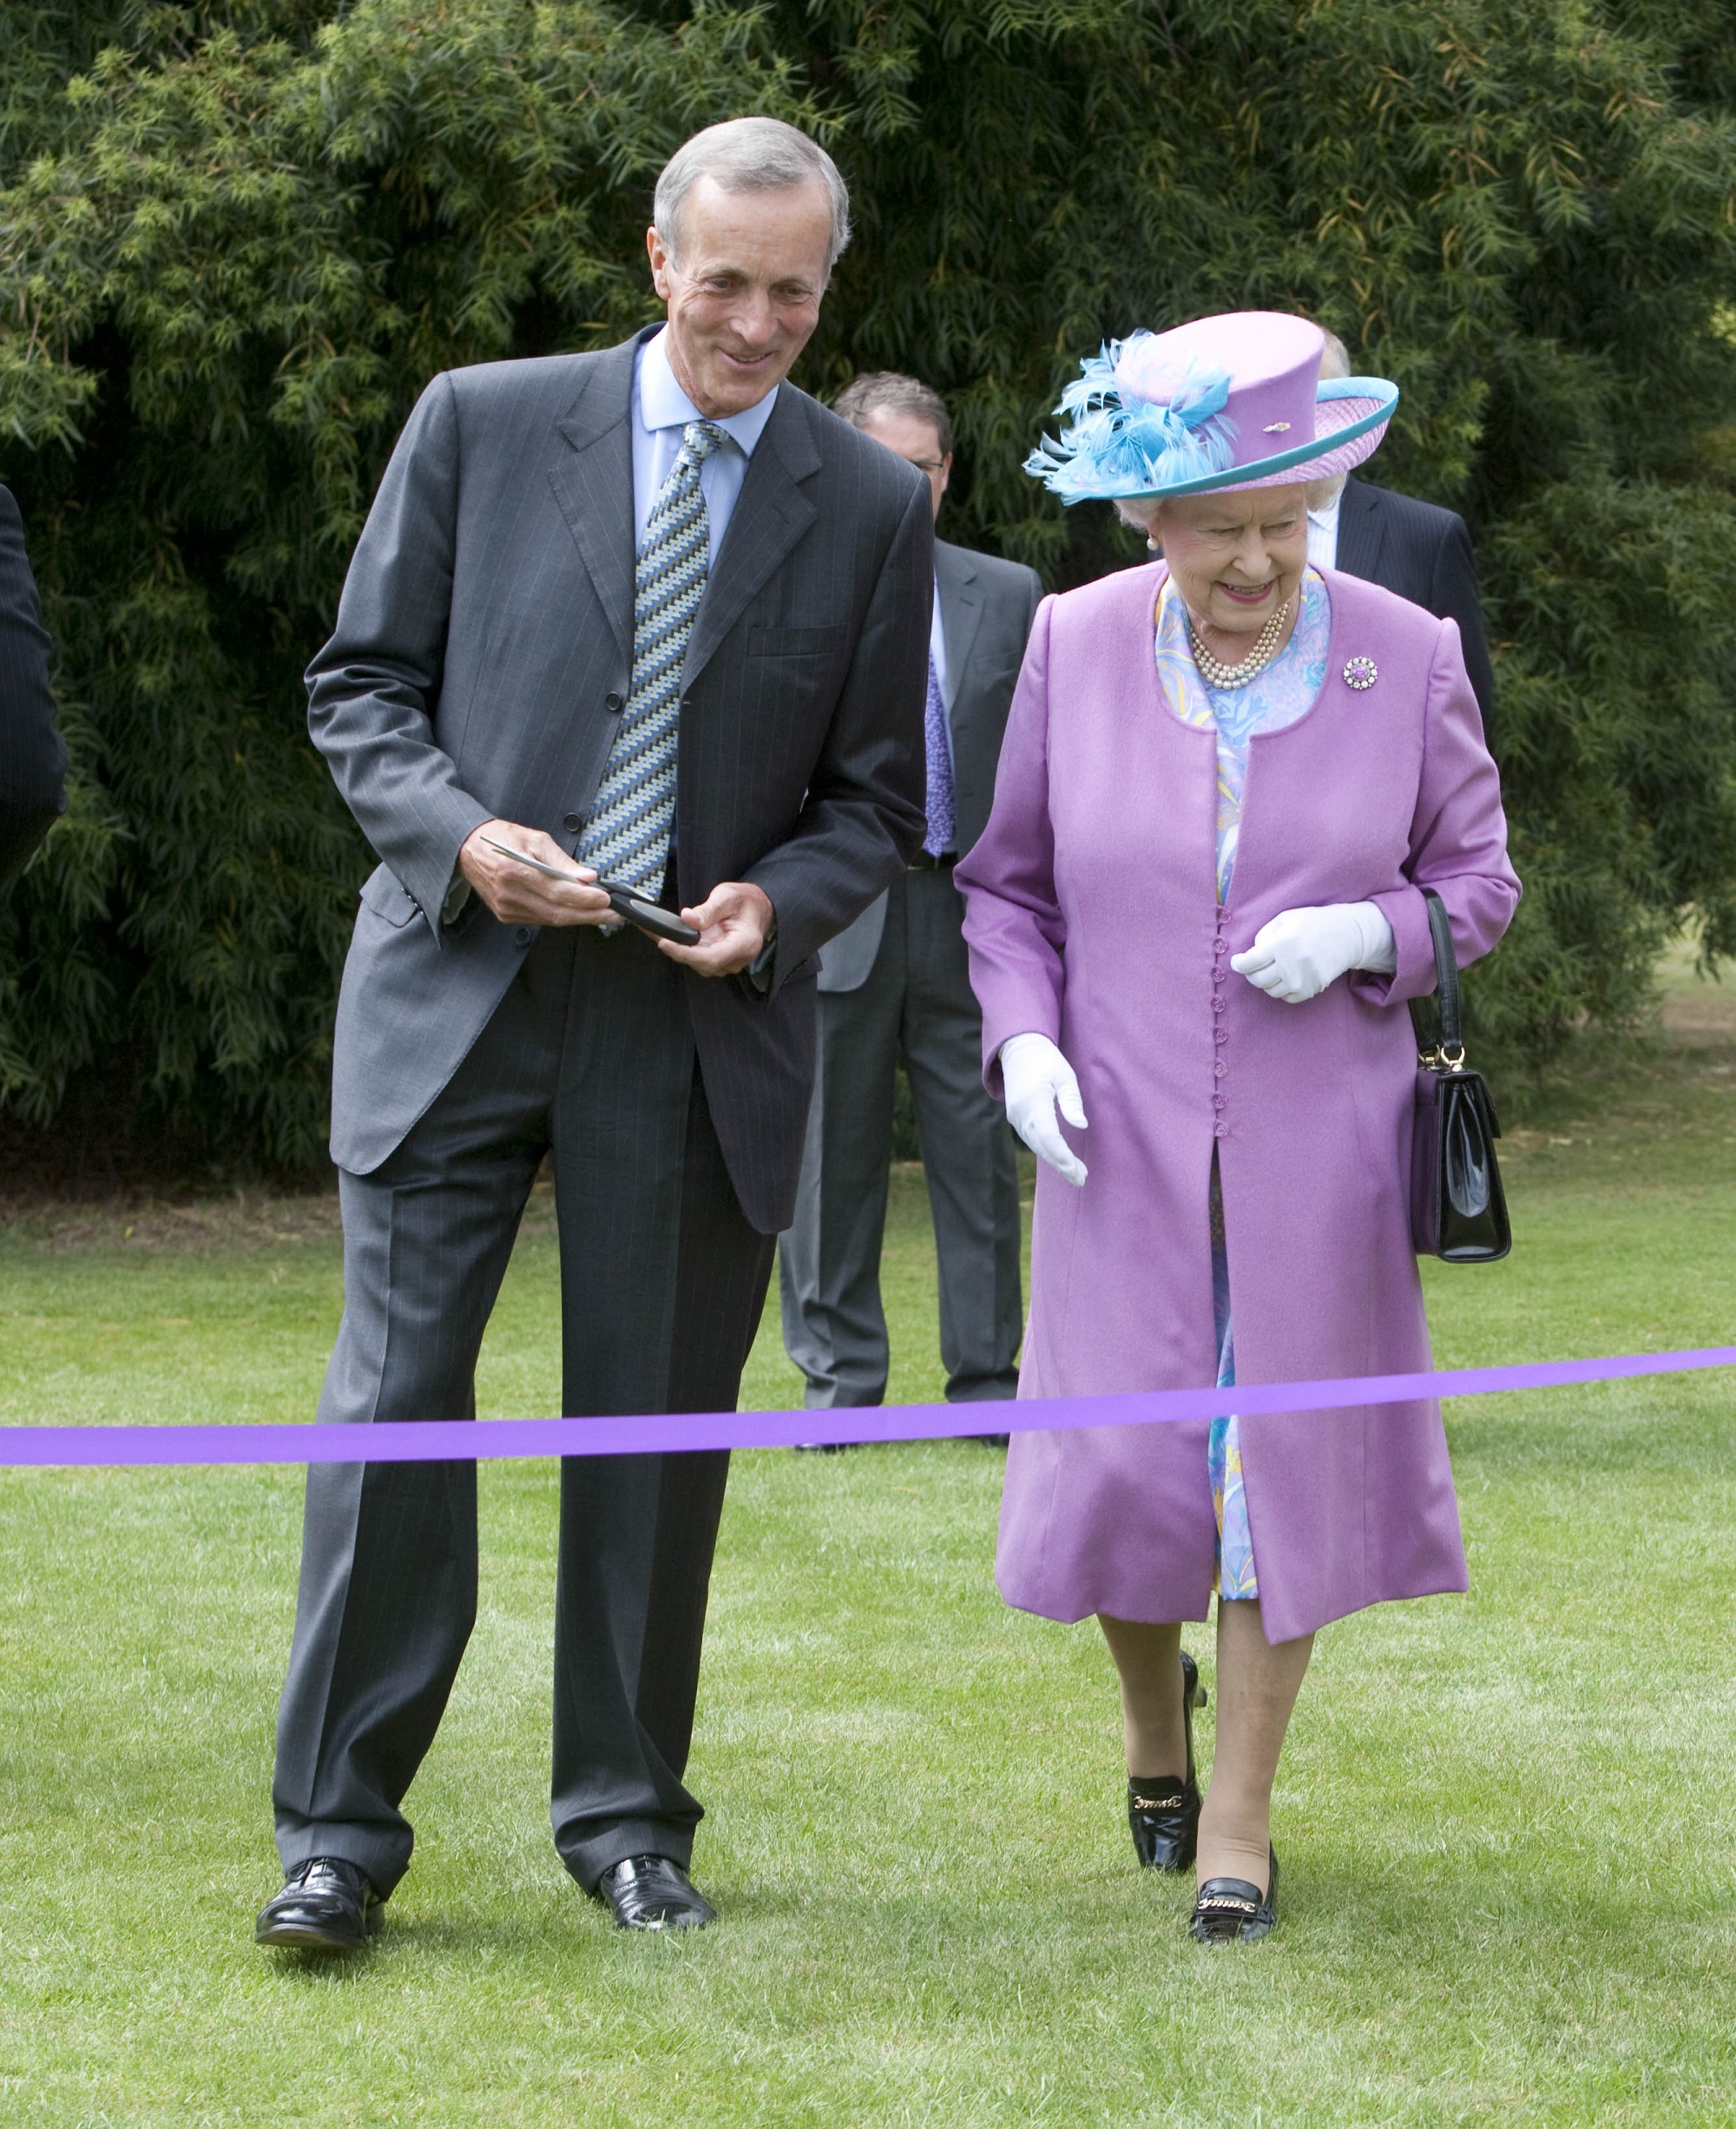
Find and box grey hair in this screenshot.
[654,118,852,277]
[832,371,953,457]
[1305,324,1351,507]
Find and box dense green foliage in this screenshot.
[2,0,1734,1170]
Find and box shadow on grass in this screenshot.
[254,1891,746,1981]
[258,1942,385,1986]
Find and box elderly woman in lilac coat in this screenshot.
[955,312,1519,1944]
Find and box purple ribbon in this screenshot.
[2,1346,1731,1468]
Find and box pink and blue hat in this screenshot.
[1025,312,1397,502]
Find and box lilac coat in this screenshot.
[955,562,1520,1643]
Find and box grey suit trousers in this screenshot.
[779,865,1022,1407]
[273,921,773,1896]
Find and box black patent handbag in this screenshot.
[1409,889,1511,1263]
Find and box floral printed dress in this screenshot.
[1152,568,1332,1600]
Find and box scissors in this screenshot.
[478,834,702,946]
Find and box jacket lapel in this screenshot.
[548,335,644,663]
[936,540,983,717]
[682,390,821,684]
[1333,476,1385,584]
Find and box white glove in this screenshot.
[998,1032,1088,1186]
[1230,902,1397,1004]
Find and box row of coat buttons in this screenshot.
[509,687,628,950]
[1213,925,1229,1134]
[542,692,621,930]
[556,686,635,834]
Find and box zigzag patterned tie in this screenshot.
[578,418,727,897]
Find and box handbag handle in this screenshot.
[1421,887,1463,1065]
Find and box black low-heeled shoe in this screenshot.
[1188,1843,1279,1943]
[1127,1648,1208,1872]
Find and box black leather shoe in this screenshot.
[1188,1844,1279,1943]
[255,1856,383,1952]
[595,1854,716,1931]
[1128,1648,1207,1871]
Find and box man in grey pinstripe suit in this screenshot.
[257,119,932,1950]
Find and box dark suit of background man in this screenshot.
[257,117,932,1954]
[0,486,65,892]
[1306,329,1497,736]
[779,376,1040,1420]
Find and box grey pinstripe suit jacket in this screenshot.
[308,332,933,1232]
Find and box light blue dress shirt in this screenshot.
[1305,486,1342,570]
[632,327,779,562]
[929,575,949,704]
[927,569,955,777]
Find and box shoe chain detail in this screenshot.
[1188,1846,1279,1944]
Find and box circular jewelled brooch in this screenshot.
[1343,655,1378,690]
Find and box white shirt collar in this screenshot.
[1307,488,1343,536]
[638,326,779,457]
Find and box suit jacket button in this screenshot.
[563,812,583,832]
[515,926,533,947]
[605,692,625,713]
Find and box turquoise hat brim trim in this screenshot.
[1067,376,1399,501]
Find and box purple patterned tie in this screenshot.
[922,650,955,858]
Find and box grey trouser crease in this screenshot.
[779,865,1022,1408]
[273,920,774,1896]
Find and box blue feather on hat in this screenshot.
[1025,335,1239,501]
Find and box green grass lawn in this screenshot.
[0,1031,1733,2124]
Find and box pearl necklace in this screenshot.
[1187,594,1294,690]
